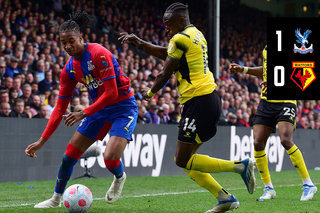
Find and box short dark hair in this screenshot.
[165,2,189,16]
[59,11,89,35]
[14,98,25,106]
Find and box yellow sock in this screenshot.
[182,168,230,199]
[186,154,240,173]
[287,145,310,180]
[254,150,271,185]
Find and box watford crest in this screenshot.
[291,62,316,91]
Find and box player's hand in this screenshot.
[25,138,45,158]
[260,81,267,93]
[63,111,87,127]
[229,63,244,74]
[118,32,141,46]
[141,87,152,101]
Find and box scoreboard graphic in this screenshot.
[267,18,319,100]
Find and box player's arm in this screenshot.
[143,57,179,99]
[25,69,77,158]
[118,32,167,60]
[82,78,118,117]
[229,63,263,77]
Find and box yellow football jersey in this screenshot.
[261,45,296,105]
[167,25,216,104]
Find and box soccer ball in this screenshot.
[63,184,93,212]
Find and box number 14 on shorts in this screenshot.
[267,17,320,100]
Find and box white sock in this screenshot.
[265,182,274,189]
[52,192,62,201]
[302,177,314,186]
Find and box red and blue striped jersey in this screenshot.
[59,43,133,115]
[41,43,133,141]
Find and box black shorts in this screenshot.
[253,99,296,133]
[178,90,221,143]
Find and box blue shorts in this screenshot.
[77,96,138,141]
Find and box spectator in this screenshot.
[70,96,80,112]
[132,82,143,100]
[12,76,23,96]
[145,105,160,124]
[32,105,49,119]
[0,60,6,83]
[24,103,32,118]
[50,47,61,63]
[25,72,34,85]
[80,97,89,108]
[0,102,11,117]
[9,98,28,118]
[221,100,229,118]
[46,93,58,116]
[302,100,311,115]
[34,60,46,81]
[157,95,165,107]
[29,81,39,95]
[313,100,320,113]
[3,76,13,91]
[296,116,307,129]
[308,120,315,130]
[247,76,260,94]
[38,71,53,94]
[137,105,151,124]
[4,57,20,78]
[29,95,41,117]
[8,87,19,108]
[163,92,171,105]
[18,59,30,75]
[227,113,238,126]
[168,111,179,124]
[160,104,170,124]
[0,90,9,104]
[238,112,251,127]
[228,98,236,113]
[52,63,61,84]
[19,83,32,105]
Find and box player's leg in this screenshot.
[175,141,240,213]
[278,122,317,201]
[252,100,280,200]
[253,124,276,200]
[34,131,96,208]
[104,100,138,203]
[104,136,129,204]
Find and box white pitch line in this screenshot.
[1,182,318,208]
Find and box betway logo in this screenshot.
[80,133,167,177]
[229,126,285,172]
[81,74,103,90]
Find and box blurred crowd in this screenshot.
[0,0,319,130]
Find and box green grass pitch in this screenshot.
[0,170,319,213]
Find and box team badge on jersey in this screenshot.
[293,29,313,54]
[291,61,316,91]
[87,60,95,71]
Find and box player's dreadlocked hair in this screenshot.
[165,2,189,16]
[59,10,89,35]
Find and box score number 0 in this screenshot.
[274,30,285,87]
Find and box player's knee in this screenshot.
[253,139,265,150]
[61,154,78,169]
[280,138,294,150]
[175,155,187,168]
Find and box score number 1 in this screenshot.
[274,30,285,87]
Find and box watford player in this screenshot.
[230,46,317,201]
[119,2,256,213]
